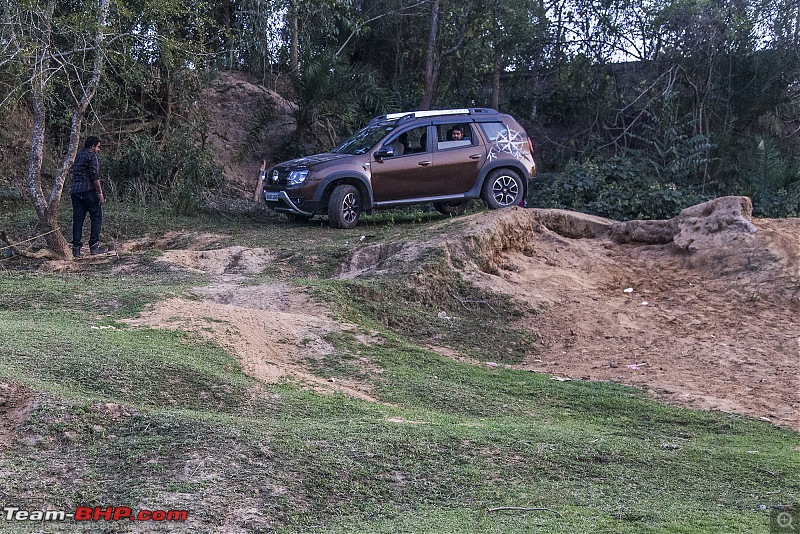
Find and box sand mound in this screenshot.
[203,71,296,197]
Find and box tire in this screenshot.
[481,169,524,209]
[328,184,361,229]
[433,200,471,216]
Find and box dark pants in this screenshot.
[71,191,102,248]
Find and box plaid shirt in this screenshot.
[70,148,100,194]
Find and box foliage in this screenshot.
[626,102,716,190]
[3,0,800,219]
[105,126,225,215]
[278,49,391,158]
[730,136,800,217]
[531,158,704,221]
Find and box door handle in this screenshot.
[469,154,482,160]
[418,161,432,167]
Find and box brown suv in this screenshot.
[261,108,537,228]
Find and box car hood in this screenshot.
[274,152,352,170]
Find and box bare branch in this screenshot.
[0,0,21,53]
[0,230,62,260]
[335,0,428,56]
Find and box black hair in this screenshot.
[446,126,463,140]
[84,136,101,149]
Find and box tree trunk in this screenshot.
[14,0,110,259]
[420,0,440,110]
[491,52,502,110]
[23,1,70,258]
[290,0,299,72]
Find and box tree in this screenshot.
[279,48,388,157]
[1,0,110,259]
[419,0,475,109]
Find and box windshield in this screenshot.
[332,121,397,155]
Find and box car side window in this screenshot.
[405,126,428,154]
[436,123,474,150]
[381,126,428,157]
[478,122,507,142]
[479,121,530,160]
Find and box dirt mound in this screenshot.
[340,198,800,430]
[156,247,273,275]
[203,71,296,197]
[480,200,799,430]
[124,295,376,401]
[118,230,275,275]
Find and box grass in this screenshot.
[0,202,798,533]
[306,274,537,366]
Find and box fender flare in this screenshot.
[466,160,531,198]
[312,171,375,210]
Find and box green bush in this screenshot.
[731,137,800,218]
[530,158,704,220]
[105,127,225,215]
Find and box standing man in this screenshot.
[70,136,108,257]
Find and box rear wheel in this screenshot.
[328,185,361,229]
[481,169,524,209]
[433,200,471,216]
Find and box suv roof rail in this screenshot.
[381,108,499,121]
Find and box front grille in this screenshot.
[265,169,289,185]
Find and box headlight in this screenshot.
[287,170,308,186]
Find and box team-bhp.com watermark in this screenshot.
[2,506,188,523]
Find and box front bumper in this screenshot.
[264,190,316,216]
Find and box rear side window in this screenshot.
[479,122,507,142]
[479,121,530,160]
[381,126,428,157]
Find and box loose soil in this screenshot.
[123,279,379,403]
[0,381,35,450]
[440,199,799,431]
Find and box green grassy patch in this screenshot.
[0,210,797,533]
[305,273,537,366]
[2,379,795,533]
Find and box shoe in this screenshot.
[89,244,109,255]
[72,246,81,258]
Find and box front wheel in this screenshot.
[481,169,524,209]
[328,184,361,229]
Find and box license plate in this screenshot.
[265,192,279,201]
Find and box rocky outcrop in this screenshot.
[671,196,757,251]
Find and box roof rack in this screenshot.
[382,108,498,121]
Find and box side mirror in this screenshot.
[374,146,394,160]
